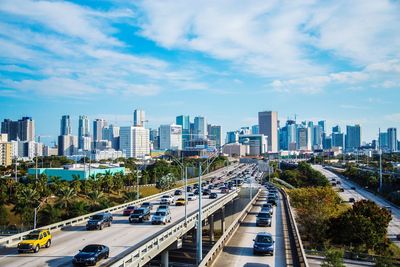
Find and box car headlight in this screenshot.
[254,244,258,248]
[89,257,96,261]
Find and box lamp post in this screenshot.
[196,163,202,265]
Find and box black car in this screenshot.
[261,203,273,215]
[86,213,113,230]
[174,189,183,196]
[256,212,272,227]
[129,207,150,223]
[209,192,218,199]
[203,189,211,195]
[186,186,193,192]
[73,244,109,266]
[267,197,277,206]
[141,202,153,210]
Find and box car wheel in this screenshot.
[105,252,109,259]
[99,224,103,230]
[109,221,112,227]
[34,245,40,253]
[45,239,51,248]
[18,250,23,254]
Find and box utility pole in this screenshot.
[379,128,383,192]
[197,163,203,265]
[185,166,188,224]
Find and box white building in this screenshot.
[159,124,182,150]
[58,135,78,156]
[120,126,149,158]
[133,109,146,127]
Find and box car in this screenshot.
[256,212,272,227]
[129,207,150,223]
[220,187,229,194]
[174,189,183,196]
[203,189,211,195]
[253,232,274,255]
[349,197,355,203]
[176,198,187,206]
[261,203,273,215]
[267,197,277,206]
[151,210,172,225]
[17,229,52,253]
[194,189,200,195]
[186,186,193,192]
[86,213,113,230]
[339,188,345,192]
[160,195,175,205]
[141,202,153,210]
[208,184,214,190]
[336,181,341,185]
[209,192,218,199]
[122,206,136,216]
[72,244,109,266]
[188,193,197,201]
[157,204,170,212]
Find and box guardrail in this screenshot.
[199,187,261,267]
[107,189,240,267]
[0,164,239,248]
[280,188,309,267]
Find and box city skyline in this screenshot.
[0,0,399,142]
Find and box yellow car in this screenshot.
[17,229,52,253]
[176,198,187,206]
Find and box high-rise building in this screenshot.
[209,125,222,148]
[0,134,12,166]
[313,125,323,149]
[194,116,207,139]
[58,135,78,156]
[297,126,311,151]
[279,126,288,150]
[226,131,239,144]
[251,125,259,134]
[60,115,71,135]
[159,124,182,150]
[93,119,107,142]
[119,126,149,158]
[133,109,146,127]
[332,125,341,134]
[379,132,388,150]
[78,115,90,149]
[388,128,398,152]
[318,120,326,133]
[1,117,35,141]
[103,125,120,150]
[258,111,278,152]
[176,115,190,148]
[332,132,345,148]
[345,125,361,151]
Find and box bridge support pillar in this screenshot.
[161,249,169,267]
[191,227,197,244]
[209,214,215,243]
[220,206,225,233]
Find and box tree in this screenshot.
[56,187,76,210]
[39,205,62,225]
[71,175,82,194]
[0,205,9,226]
[329,200,391,251]
[321,248,345,267]
[69,201,89,217]
[123,191,138,202]
[88,190,104,206]
[156,173,176,191]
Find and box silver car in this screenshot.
[151,210,172,225]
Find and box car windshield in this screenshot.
[91,215,104,220]
[188,194,194,197]
[258,213,271,218]
[126,206,135,210]
[82,245,101,252]
[155,212,166,216]
[142,203,149,206]
[133,209,144,214]
[256,235,273,243]
[158,205,168,209]
[23,234,39,240]
[178,198,185,201]
[262,204,272,208]
[161,196,169,199]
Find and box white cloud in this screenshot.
[384,113,400,123]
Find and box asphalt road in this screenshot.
[312,165,400,246]
[0,164,245,267]
[212,182,285,267]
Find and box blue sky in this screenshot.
[1,0,400,144]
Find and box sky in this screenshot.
[0,0,399,144]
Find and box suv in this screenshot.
[141,202,153,210]
[253,232,274,255]
[256,212,272,227]
[157,204,170,212]
[267,196,277,206]
[18,229,52,253]
[129,207,150,223]
[151,210,172,225]
[261,203,273,215]
[86,213,113,230]
[160,195,175,205]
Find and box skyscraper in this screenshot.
[58,135,78,156]
[332,125,341,134]
[209,125,222,148]
[78,115,90,149]
[119,126,149,158]
[133,109,145,127]
[60,115,71,135]
[318,120,326,133]
[388,128,398,152]
[258,111,278,152]
[103,125,120,150]
[313,125,323,149]
[159,124,182,150]
[1,117,35,142]
[194,116,207,139]
[251,125,259,134]
[345,125,361,151]
[379,132,388,150]
[297,126,311,151]
[93,119,107,142]
[176,115,190,148]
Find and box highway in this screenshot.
[212,181,285,267]
[313,165,400,246]
[0,164,244,267]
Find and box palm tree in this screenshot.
[123,191,138,202]
[70,201,89,217]
[87,190,104,206]
[71,175,82,194]
[49,176,62,194]
[56,187,76,210]
[39,205,61,225]
[13,186,39,226]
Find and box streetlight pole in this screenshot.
[379,128,383,192]
[184,166,188,224]
[197,163,202,265]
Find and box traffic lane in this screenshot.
[212,190,285,267]
[314,165,400,246]
[0,188,235,267]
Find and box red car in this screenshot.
[122,206,136,216]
